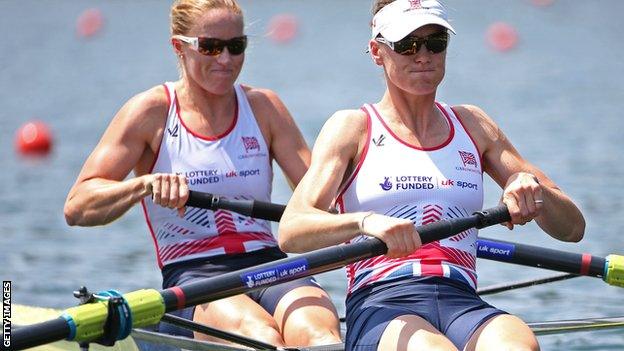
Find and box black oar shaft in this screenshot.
[160,314,278,350]
[477,238,605,278]
[12,204,508,350]
[12,317,70,350]
[478,273,578,295]
[186,191,285,222]
[163,205,509,311]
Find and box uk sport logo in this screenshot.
[242,136,260,153]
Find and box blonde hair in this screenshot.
[170,0,243,36]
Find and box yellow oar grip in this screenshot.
[63,289,165,342]
[605,254,624,288]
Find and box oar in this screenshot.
[11,204,509,350]
[476,238,624,288]
[185,191,624,289]
[478,272,578,295]
[186,191,285,222]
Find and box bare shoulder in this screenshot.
[322,108,368,138]
[451,104,503,148]
[241,85,289,120]
[115,85,169,130]
[315,108,368,153]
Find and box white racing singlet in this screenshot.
[337,102,484,294]
[142,83,276,268]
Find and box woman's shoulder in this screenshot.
[318,108,369,145]
[109,84,171,135]
[451,104,500,140]
[239,84,283,111]
[119,85,170,121]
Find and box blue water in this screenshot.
[1,1,623,349]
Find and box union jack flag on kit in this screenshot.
[458,150,477,167]
[409,0,422,8]
[242,136,260,153]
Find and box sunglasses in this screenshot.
[173,35,248,56]
[376,32,449,55]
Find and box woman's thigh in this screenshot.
[193,293,284,346]
[464,314,539,351]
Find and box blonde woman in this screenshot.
[64,0,340,346]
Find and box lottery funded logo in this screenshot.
[178,169,220,185]
[380,175,435,191]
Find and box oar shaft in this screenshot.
[186,191,285,222]
[163,206,509,310]
[12,318,70,350]
[12,205,508,350]
[162,238,385,311]
[476,238,605,278]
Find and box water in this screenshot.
[1,1,623,349]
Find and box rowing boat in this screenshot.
[10,193,624,350]
[14,303,624,351]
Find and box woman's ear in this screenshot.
[171,38,183,57]
[369,39,383,66]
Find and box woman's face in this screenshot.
[178,8,245,95]
[374,24,448,96]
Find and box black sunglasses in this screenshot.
[376,32,449,55]
[173,35,248,56]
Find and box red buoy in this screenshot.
[486,22,519,52]
[77,8,104,38]
[15,121,53,156]
[267,14,299,44]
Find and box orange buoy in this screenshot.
[77,8,104,38]
[267,14,299,44]
[15,121,53,156]
[486,22,519,52]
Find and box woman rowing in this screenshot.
[63,0,341,347]
[278,0,585,350]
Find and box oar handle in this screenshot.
[186,191,285,222]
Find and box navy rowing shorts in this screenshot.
[158,247,320,338]
[345,276,507,351]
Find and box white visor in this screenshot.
[372,0,456,42]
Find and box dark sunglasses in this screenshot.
[173,35,248,56]
[376,32,449,55]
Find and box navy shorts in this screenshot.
[345,276,507,351]
[158,247,321,337]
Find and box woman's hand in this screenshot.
[144,173,189,217]
[359,213,422,258]
[501,172,544,230]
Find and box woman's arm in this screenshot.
[278,110,421,258]
[454,104,585,242]
[64,86,188,226]
[246,87,310,188]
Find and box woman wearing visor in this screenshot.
[279,0,585,350]
[64,0,341,347]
